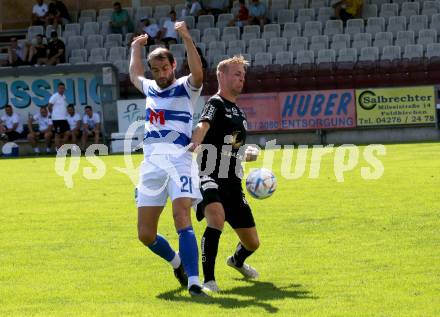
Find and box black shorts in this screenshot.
[52,120,70,134]
[196,176,255,229]
[340,9,354,23]
[5,131,21,141]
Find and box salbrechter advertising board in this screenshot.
[356,86,437,127]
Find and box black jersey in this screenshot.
[198,94,248,182]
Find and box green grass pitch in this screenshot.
[1,143,439,316]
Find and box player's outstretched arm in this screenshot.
[189,121,210,152]
[175,21,203,88]
[129,34,149,93]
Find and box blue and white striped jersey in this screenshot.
[141,75,202,156]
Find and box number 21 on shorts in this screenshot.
[180,176,192,193]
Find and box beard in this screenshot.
[156,73,175,89]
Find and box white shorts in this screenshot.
[135,153,202,207]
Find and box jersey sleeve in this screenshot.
[182,75,202,105]
[48,94,56,104]
[94,113,101,123]
[199,98,222,124]
[141,77,151,96]
[82,115,87,124]
[33,114,39,122]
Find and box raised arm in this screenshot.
[175,21,203,88]
[129,34,149,93]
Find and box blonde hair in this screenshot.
[216,55,250,76]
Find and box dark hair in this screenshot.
[147,48,175,68]
[58,82,65,87]
[169,10,176,15]
[85,106,92,110]
[5,105,12,109]
[113,2,121,6]
[67,104,74,109]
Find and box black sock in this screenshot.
[201,226,222,283]
[232,242,254,268]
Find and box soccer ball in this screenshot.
[245,168,277,199]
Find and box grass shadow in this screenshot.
[157,280,317,313]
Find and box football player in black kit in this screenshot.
[190,55,261,292]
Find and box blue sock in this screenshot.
[177,226,199,278]
[148,234,176,262]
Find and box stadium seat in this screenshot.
[254,52,273,66]
[362,4,378,18]
[269,37,288,51]
[211,54,229,68]
[88,55,106,63]
[277,9,295,24]
[359,46,379,61]
[373,32,393,50]
[352,33,373,51]
[27,25,44,41]
[261,31,278,42]
[381,45,401,60]
[282,22,301,38]
[400,2,420,17]
[82,22,99,35]
[228,46,245,56]
[370,0,388,7]
[264,24,281,37]
[297,8,315,26]
[417,29,437,48]
[309,35,329,54]
[317,49,336,63]
[248,39,267,58]
[217,13,234,29]
[78,16,93,26]
[65,23,81,36]
[345,19,365,38]
[303,21,322,38]
[241,33,258,47]
[105,34,122,47]
[426,43,440,58]
[310,0,327,9]
[403,44,424,59]
[97,16,111,35]
[114,60,129,74]
[290,0,307,11]
[90,47,107,60]
[134,6,153,23]
[296,50,315,64]
[108,46,127,62]
[70,48,88,60]
[324,20,343,37]
[366,17,386,34]
[317,7,333,24]
[179,15,195,29]
[387,16,407,38]
[69,56,85,64]
[197,15,215,28]
[331,34,350,50]
[422,1,438,16]
[408,15,428,34]
[80,9,96,21]
[337,48,358,62]
[154,5,171,19]
[189,29,201,43]
[208,41,226,55]
[223,27,240,41]
[228,39,246,51]
[98,8,113,18]
[202,28,220,43]
[290,37,309,56]
[243,25,261,37]
[86,34,104,50]
[380,3,399,18]
[275,51,294,65]
[195,42,206,55]
[169,44,185,57]
[395,30,415,49]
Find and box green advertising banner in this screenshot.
[356,86,437,126]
